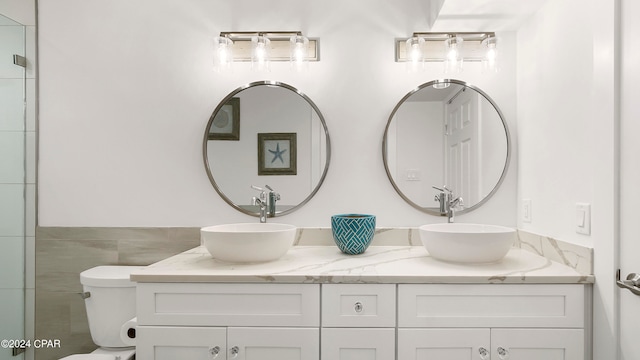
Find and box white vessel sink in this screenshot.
[419,223,516,263]
[201,223,297,263]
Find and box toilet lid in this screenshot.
[80,266,144,287]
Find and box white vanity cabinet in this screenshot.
[135,283,320,360]
[321,284,396,360]
[130,246,593,360]
[397,284,587,360]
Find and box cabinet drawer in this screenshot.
[398,284,585,328]
[137,283,320,326]
[322,284,395,327]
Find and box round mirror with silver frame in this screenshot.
[204,81,331,217]
[382,79,510,216]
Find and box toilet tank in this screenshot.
[80,266,143,348]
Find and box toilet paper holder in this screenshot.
[120,317,138,346]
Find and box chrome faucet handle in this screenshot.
[264,184,281,218]
[251,185,264,191]
[250,185,269,223]
[265,185,281,201]
[449,196,464,208]
[432,185,452,194]
[250,185,266,200]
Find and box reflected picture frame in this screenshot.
[208,97,240,140]
[258,133,297,175]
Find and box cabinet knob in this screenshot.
[354,301,363,313]
[208,346,220,359]
[230,345,239,358]
[478,347,489,360]
[497,347,510,359]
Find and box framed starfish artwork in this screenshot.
[258,133,297,175]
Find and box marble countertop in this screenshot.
[131,246,594,284]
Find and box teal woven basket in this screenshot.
[331,214,376,255]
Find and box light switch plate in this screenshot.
[576,203,591,235]
[522,199,532,223]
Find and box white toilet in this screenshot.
[60,266,143,360]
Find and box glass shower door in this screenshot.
[0,13,26,360]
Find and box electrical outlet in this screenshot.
[406,169,421,181]
[522,199,532,223]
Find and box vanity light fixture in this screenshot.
[481,35,499,73]
[251,35,271,71]
[213,31,319,72]
[395,32,497,73]
[290,34,310,72]
[444,35,463,74]
[405,36,425,73]
[212,36,234,72]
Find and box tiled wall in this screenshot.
[35,227,200,360]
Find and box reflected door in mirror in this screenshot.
[383,80,510,215]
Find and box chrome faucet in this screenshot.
[251,185,280,223]
[434,186,447,214]
[433,185,464,223]
[251,185,268,223]
[265,185,280,217]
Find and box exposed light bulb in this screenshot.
[447,45,458,61]
[290,35,309,72]
[482,36,499,73]
[405,37,424,73]
[486,46,496,61]
[251,35,271,72]
[444,36,463,74]
[218,44,229,64]
[410,43,421,62]
[213,36,233,72]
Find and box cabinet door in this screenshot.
[227,327,319,360]
[136,326,227,360]
[398,328,490,360]
[491,329,584,360]
[321,328,395,360]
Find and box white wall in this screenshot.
[517,0,595,247]
[516,1,618,359]
[392,101,444,207]
[37,0,517,228]
[0,0,35,26]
